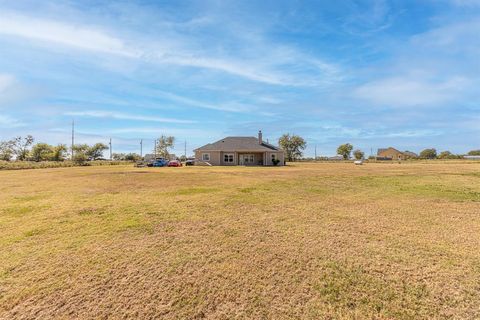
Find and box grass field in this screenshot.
[1,162,480,319]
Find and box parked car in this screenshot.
[152,158,169,167]
[167,160,182,167]
[134,161,146,167]
[354,160,364,165]
[185,159,195,166]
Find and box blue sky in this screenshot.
[0,0,479,156]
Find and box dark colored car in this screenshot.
[167,160,182,167]
[185,159,195,166]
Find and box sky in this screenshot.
[0,0,479,157]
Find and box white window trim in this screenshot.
[202,153,210,161]
[224,153,234,163]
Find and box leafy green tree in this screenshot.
[30,143,53,162]
[154,135,175,158]
[278,134,307,162]
[86,143,109,160]
[124,153,141,161]
[337,143,353,160]
[73,144,89,154]
[0,140,14,161]
[51,144,68,161]
[10,135,34,160]
[467,150,480,156]
[72,144,90,163]
[419,148,437,159]
[437,151,460,159]
[112,153,126,161]
[72,152,88,164]
[353,149,364,160]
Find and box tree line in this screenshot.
[0,134,175,164]
[2,134,478,163]
[278,135,479,161]
[0,135,114,163]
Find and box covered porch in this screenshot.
[237,152,266,166]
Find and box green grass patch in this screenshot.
[23,228,46,238]
[356,175,480,202]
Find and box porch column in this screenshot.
[264,152,266,166]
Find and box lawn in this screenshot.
[1,162,480,319]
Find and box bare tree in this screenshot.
[155,135,175,158]
[10,135,34,160]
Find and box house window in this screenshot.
[202,153,210,161]
[271,154,276,161]
[224,154,234,163]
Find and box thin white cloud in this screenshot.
[410,19,480,51]
[65,110,195,124]
[0,11,340,87]
[382,130,443,138]
[354,76,469,107]
[107,127,216,137]
[0,12,139,57]
[161,55,288,85]
[155,91,253,113]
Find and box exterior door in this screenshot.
[239,154,254,165]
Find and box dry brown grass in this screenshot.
[1,162,480,319]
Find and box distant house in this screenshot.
[143,154,157,162]
[194,131,285,166]
[464,155,480,160]
[403,151,418,159]
[377,147,417,160]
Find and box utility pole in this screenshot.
[71,119,75,159]
[315,144,317,160]
[109,138,112,160]
[140,139,143,158]
[184,140,187,160]
[154,139,157,159]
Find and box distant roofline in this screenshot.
[194,135,281,152]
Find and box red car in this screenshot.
[167,160,182,167]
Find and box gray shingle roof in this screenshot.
[195,137,281,152]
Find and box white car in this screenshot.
[354,160,363,165]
